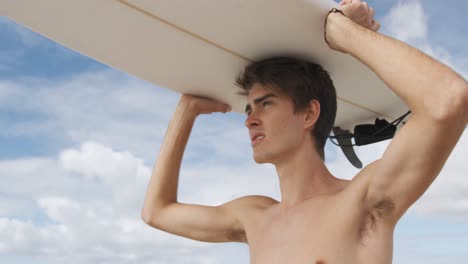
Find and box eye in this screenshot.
[262,101,271,107]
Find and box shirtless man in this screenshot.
[141,1,468,263]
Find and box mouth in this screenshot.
[251,135,265,146]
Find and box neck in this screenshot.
[273,139,345,211]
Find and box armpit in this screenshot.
[359,197,395,240]
[226,228,248,243]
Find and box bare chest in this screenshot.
[244,199,394,264]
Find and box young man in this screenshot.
[141,1,468,263]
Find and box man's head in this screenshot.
[235,55,337,161]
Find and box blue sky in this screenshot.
[0,0,467,263]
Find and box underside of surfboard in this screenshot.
[1,0,418,167]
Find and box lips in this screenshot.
[250,132,266,145]
[252,135,265,146]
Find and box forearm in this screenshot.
[141,100,197,220]
[327,13,467,118]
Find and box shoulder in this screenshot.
[221,195,278,243]
[227,195,279,211]
[223,195,278,225]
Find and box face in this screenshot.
[245,84,308,164]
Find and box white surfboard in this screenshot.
[0,0,409,132]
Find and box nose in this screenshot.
[245,113,261,128]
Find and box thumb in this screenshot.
[219,103,231,113]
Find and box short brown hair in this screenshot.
[235,55,337,160]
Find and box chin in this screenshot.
[253,157,268,164]
[253,150,277,164]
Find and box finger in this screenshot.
[370,20,381,31]
[219,103,231,113]
[339,0,347,5]
[368,7,374,25]
[362,2,369,14]
[364,19,372,28]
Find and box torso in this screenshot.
[239,175,395,264]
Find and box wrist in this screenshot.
[324,9,352,53]
[176,98,200,119]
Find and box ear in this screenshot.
[303,99,320,130]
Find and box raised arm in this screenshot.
[326,1,468,223]
[140,95,252,243]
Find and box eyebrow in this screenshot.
[245,93,277,113]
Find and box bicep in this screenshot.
[366,113,466,222]
[143,196,256,243]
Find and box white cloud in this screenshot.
[0,141,273,263]
[0,194,37,218]
[383,0,428,42]
[412,128,468,217]
[0,157,94,200]
[381,0,465,78]
[0,70,176,161]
